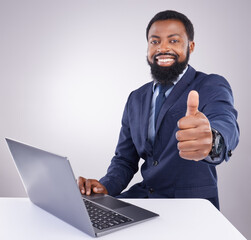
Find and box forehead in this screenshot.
[148,19,187,39]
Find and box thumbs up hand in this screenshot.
[176,90,213,161]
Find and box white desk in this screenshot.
[0,198,246,239]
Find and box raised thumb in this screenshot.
[186,90,199,116]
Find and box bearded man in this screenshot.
[78,10,239,210]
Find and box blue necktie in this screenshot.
[154,83,173,127]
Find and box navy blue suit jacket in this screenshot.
[100,66,239,206]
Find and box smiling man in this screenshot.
[78,10,239,210]
[147,18,194,84]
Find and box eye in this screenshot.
[150,40,159,45]
[170,39,179,44]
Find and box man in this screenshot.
[78,10,239,210]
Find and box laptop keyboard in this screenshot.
[83,199,132,230]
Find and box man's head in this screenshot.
[146,10,195,84]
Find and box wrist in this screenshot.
[209,128,224,160]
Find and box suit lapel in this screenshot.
[155,66,196,132]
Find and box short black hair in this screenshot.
[146,10,194,41]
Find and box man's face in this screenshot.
[147,19,195,83]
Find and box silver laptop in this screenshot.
[6,138,159,237]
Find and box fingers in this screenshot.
[77,177,108,195]
[176,120,211,141]
[186,90,199,116]
[78,176,86,194]
[86,179,108,195]
[177,138,212,152]
[179,150,210,161]
[178,113,208,129]
[85,179,92,195]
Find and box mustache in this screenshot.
[154,52,179,60]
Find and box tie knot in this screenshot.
[158,83,173,95]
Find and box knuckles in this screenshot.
[175,131,181,141]
[177,142,181,150]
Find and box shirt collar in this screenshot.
[152,65,189,92]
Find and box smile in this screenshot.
[158,58,174,63]
[155,56,176,66]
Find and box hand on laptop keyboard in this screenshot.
[78,176,108,195]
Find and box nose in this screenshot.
[157,41,170,53]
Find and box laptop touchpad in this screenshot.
[92,196,130,210]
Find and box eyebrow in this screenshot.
[149,33,181,39]
[167,33,181,38]
[149,35,160,39]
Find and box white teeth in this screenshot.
[158,58,174,63]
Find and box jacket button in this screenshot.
[153,160,158,166]
[149,188,154,193]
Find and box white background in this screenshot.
[0,0,250,238]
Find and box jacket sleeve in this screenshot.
[99,93,140,196]
[199,74,240,164]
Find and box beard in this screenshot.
[147,46,190,85]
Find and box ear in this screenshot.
[189,41,195,54]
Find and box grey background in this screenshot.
[0,0,250,238]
